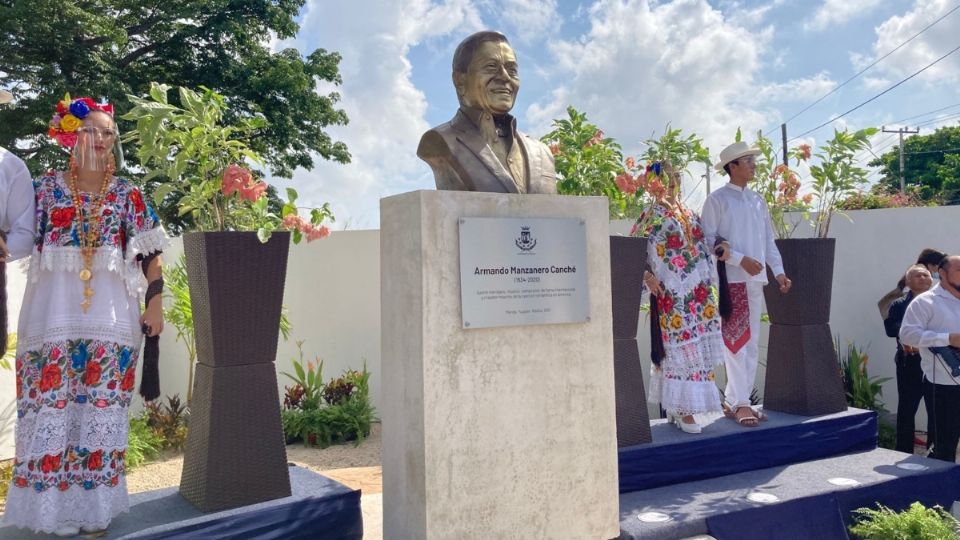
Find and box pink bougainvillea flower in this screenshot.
[802,193,814,204]
[549,142,560,156]
[305,225,331,242]
[221,164,251,197]
[282,214,306,230]
[239,181,267,202]
[625,157,636,169]
[799,144,812,160]
[615,172,638,194]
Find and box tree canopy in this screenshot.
[869,125,960,205]
[0,0,349,177]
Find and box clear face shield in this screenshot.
[73,125,123,172]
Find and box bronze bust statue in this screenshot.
[417,31,557,194]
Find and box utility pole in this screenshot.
[781,123,788,166]
[881,126,920,193]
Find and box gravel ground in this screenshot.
[126,423,382,494]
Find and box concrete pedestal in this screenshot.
[380,190,619,539]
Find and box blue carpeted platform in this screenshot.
[0,465,362,539]
[618,447,960,540]
[618,407,877,492]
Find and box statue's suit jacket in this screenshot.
[417,110,557,194]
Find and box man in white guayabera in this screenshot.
[900,254,960,462]
[701,141,792,428]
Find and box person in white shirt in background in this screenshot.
[701,141,792,427]
[900,255,960,462]
[0,89,39,359]
[0,89,37,262]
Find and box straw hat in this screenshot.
[714,141,761,172]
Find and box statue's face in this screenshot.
[456,40,519,115]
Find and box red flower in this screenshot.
[111,476,119,486]
[58,481,69,491]
[692,226,703,240]
[106,192,118,203]
[84,361,102,386]
[15,477,28,488]
[50,207,76,229]
[694,284,709,304]
[682,330,691,341]
[40,454,61,474]
[107,380,117,390]
[50,347,61,361]
[39,364,62,392]
[657,294,674,314]
[121,367,135,392]
[129,189,146,214]
[666,234,683,250]
[87,450,103,470]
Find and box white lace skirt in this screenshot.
[4,263,141,533]
[648,331,725,416]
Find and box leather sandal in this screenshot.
[734,406,759,427]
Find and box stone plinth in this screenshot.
[380,190,619,540]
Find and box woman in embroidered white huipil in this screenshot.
[4,96,166,536]
[633,163,727,434]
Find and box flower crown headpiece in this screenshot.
[48,94,115,148]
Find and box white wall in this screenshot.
[0,206,955,459]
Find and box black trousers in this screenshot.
[923,378,960,462]
[895,351,925,453]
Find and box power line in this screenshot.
[788,43,960,142]
[771,2,960,132]
[916,111,960,128]
[890,101,960,124]
[904,146,960,155]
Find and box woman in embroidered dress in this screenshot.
[634,163,728,434]
[4,96,166,536]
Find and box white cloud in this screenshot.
[861,76,891,91]
[756,72,837,103]
[866,0,960,87]
[804,0,882,31]
[271,0,484,229]
[526,0,774,208]
[490,0,562,44]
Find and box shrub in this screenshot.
[145,394,190,451]
[837,340,891,413]
[127,415,163,469]
[281,360,376,448]
[849,502,960,539]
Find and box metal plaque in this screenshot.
[459,217,590,329]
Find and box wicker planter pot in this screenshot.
[762,238,835,325]
[610,236,652,447]
[762,237,847,416]
[179,231,292,512]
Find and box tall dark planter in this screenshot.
[179,231,292,512]
[610,236,652,447]
[762,238,847,416]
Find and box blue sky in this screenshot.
[272,0,960,229]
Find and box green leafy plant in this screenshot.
[0,459,13,505]
[281,341,324,411]
[127,414,163,469]
[541,106,630,218]
[0,333,16,370]
[620,127,712,234]
[837,186,927,210]
[837,340,892,413]
[145,394,190,451]
[798,127,878,238]
[280,356,376,448]
[849,502,960,539]
[123,83,333,242]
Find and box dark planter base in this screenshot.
[763,323,848,416]
[614,338,652,447]
[180,362,291,512]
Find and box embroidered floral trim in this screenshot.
[12,447,126,493]
[16,337,139,417]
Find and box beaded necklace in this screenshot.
[67,157,114,313]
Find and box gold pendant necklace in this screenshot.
[67,159,113,313]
